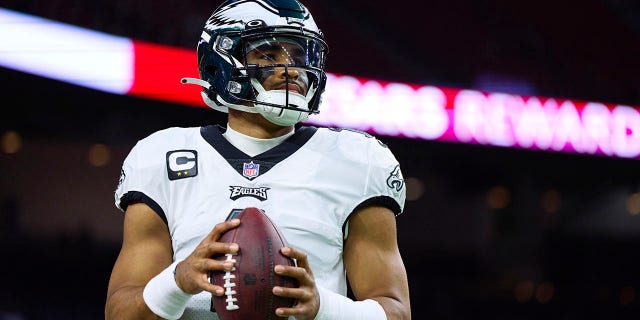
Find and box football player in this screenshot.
[105,0,411,319]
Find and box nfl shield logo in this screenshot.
[243,161,260,179]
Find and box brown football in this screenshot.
[210,207,298,320]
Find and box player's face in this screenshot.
[246,41,309,96]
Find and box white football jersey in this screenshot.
[114,125,406,319]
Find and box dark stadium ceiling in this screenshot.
[2,0,640,107]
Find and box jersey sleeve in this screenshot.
[362,137,406,216]
[114,137,169,223]
[329,127,407,217]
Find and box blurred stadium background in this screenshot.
[1,0,640,319]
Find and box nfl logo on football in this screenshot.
[243,161,260,179]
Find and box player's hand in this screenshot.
[272,246,320,320]
[173,219,241,295]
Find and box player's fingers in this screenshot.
[273,291,315,319]
[274,263,313,287]
[280,246,305,260]
[202,218,241,242]
[280,247,311,272]
[175,256,236,292]
[194,240,239,258]
[273,286,311,300]
[198,260,239,296]
[201,255,237,272]
[274,306,303,318]
[200,274,226,296]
